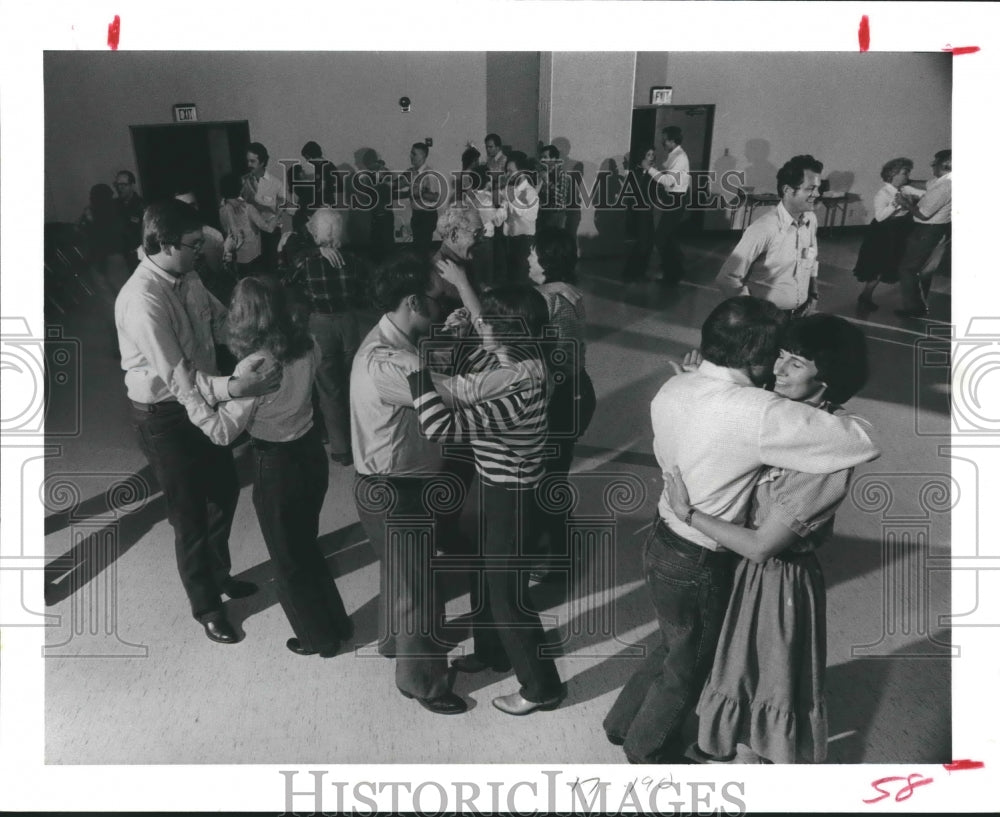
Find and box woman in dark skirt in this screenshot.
[854,157,921,311]
[664,315,871,764]
[621,147,659,283]
[172,277,353,657]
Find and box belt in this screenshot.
[653,515,727,560]
[129,399,183,414]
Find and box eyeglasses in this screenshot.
[114,182,132,188]
[178,240,205,252]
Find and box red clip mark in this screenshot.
[944,759,984,771]
[863,774,934,804]
[858,15,870,52]
[942,45,980,55]
[107,14,121,50]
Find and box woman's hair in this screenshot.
[226,277,313,364]
[479,284,549,361]
[880,157,914,182]
[88,183,116,221]
[461,146,481,171]
[219,171,243,200]
[533,227,578,284]
[779,314,869,404]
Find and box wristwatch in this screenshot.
[683,506,696,526]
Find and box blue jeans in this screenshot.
[252,425,350,652]
[603,517,736,763]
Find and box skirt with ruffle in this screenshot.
[696,550,827,763]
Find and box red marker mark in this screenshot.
[942,45,980,56]
[858,15,870,52]
[944,759,985,771]
[863,774,934,804]
[107,15,121,50]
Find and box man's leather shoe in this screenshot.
[202,615,240,644]
[399,689,468,715]
[222,578,259,599]
[452,654,512,674]
[286,637,339,658]
[492,688,566,716]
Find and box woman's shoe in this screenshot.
[286,637,339,658]
[491,688,566,716]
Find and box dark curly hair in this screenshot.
[779,314,869,405]
[226,277,313,364]
[533,227,577,284]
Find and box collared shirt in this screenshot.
[651,360,879,550]
[291,246,363,314]
[648,145,690,194]
[540,166,573,212]
[176,345,320,445]
[409,162,446,211]
[243,170,284,232]
[115,256,231,405]
[715,202,819,310]
[915,172,951,224]
[350,315,539,476]
[536,281,587,372]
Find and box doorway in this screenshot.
[130,121,251,230]
[629,104,715,233]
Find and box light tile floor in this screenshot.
[43,230,952,764]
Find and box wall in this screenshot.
[635,52,952,228]
[486,52,540,156]
[44,51,488,239]
[545,52,636,256]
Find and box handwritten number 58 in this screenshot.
[864,774,934,804]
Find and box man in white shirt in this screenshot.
[716,155,824,315]
[115,199,281,644]
[398,142,443,254]
[603,296,880,764]
[644,126,690,285]
[895,149,952,318]
[242,141,285,272]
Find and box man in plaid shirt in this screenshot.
[289,208,365,465]
[537,144,574,232]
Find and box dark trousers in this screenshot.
[309,311,360,458]
[505,234,534,283]
[132,401,239,619]
[370,213,396,262]
[354,474,451,699]
[623,213,655,281]
[654,196,687,282]
[252,426,349,652]
[603,517,736,763]
[470,480,563,702]
[898,222,950,311]
[260,228,281,274]
[536,371,596,557]
[411,209,438,254]
[491,233,508,284]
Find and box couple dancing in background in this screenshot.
[605,296,880,764]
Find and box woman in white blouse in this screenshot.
[171,277,352,657]
[854,157,923,311]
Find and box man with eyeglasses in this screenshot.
[716,155,824,316]
[115,199,282,645]
[114,170,144,267]
[350,252,537,716]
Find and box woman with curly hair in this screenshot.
[171,276,352,657]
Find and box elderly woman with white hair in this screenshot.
[287,207,366,466]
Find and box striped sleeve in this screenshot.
[408,368,531,443]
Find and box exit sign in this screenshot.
[172,104,197,122]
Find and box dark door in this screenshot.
[130,121,251,230]
[629,104,715,233]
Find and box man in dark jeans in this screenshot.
[115,200,281,643]
[603,297,880,763]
